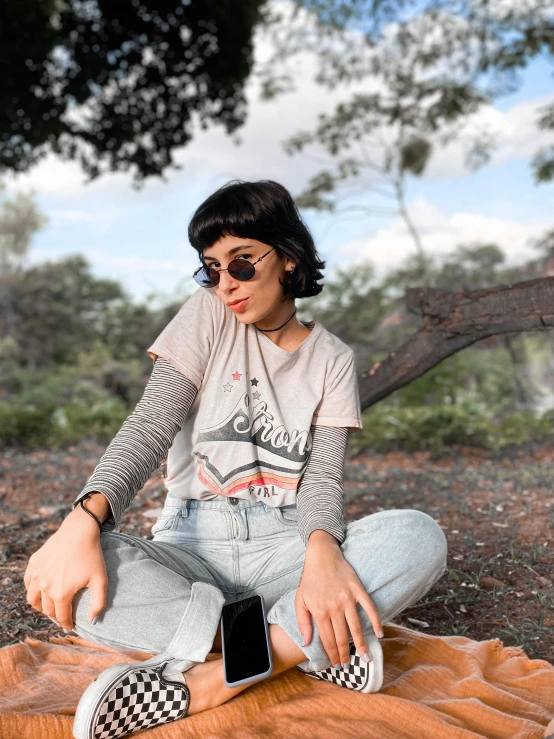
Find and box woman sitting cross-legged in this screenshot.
[23,179,448,739]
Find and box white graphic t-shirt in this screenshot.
[147,287,363,507]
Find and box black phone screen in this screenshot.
[222,595,271,684]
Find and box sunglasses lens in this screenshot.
[228,260,255,281]
[193,266,216,287]
[194,259,257,287]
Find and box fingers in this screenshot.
[345,604,370,662]
[40,592,58,624]
[356,589,384,640]
[331,614,352,668]
[23,562,32,590]
[317,617,341,667]
[305,595,379,667]
[25,570,59,625]
[54,598,75,632]
[295,597,313,647]
[25,577,43,613]
[87,575,108,624]
[25,571,76,631]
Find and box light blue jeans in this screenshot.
[72,496,448,673]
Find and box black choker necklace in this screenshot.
[256,308,297,332]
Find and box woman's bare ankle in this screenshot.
[183,623,306,715]
[184,658,244,715]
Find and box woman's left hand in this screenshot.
[294,530,383,667]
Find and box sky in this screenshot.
[5,5,554,306]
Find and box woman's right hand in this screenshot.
[24,497,109,632]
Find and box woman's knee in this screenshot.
[71,612,159,654]
[392,509,447,577]
[71,533,160,632]
[347,508,447,579]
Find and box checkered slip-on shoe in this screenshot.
[73,654,195,739]
[296,634,384,693]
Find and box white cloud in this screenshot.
[425,93,554,181]
[11,86,550,198]
[3,154,152,201]
[84,251,194,275]
[49,209,95,223]
[490,95,554,164]
[27,247,67,265]
[28,247,195,275]
[340,198,552,269]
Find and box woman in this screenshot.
[24,180,447,739]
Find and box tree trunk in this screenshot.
[500,335,528,406]
[358,276,554,410]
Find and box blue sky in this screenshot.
[5,17,553,305]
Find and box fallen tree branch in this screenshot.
[359,276,554,410]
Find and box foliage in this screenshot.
[0,189,187,372]
[533,145,554,184]
[381,349,511,411]
[348,403,554,458]
[299,261,389,345]
[0,345,150,448]
[0,188,48,275]
[2,254,126,369]
[3,1,553,190]
[0,187,196,449]
[255,0,554,260]
[382,243,522,295]
[2,345,147,408]
[2,189,554,451]
[0,0,268,185]
[0,398,128,449]
[532,100,554,183]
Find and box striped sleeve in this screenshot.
[72,357,198,532]
[296,425,349,546]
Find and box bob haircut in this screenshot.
[188,179,325,300]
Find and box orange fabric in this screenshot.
[1,624,553,739]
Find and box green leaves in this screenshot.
[0,0,267,184]
[399,136,431,175]
[347,402,554,458]
[532,146,554,184]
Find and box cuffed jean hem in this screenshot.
[163,581,225,665]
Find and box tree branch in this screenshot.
[359,276,554,410]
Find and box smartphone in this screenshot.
[221,594,273,688]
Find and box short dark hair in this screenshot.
[188,179,325,299]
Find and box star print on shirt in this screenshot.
[232,371,241,381]
[252,390,261,400]
[250,378,259,386]
[223,383,233,392]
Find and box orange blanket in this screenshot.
[1,624,553,739]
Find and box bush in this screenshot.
[0,343,148,449]
[0,399,128,449]
[348,402,554,458]
[0,403,58,449]
[387,348,518,413]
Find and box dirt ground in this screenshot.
[1,439,553,661]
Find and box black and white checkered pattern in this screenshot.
[297,643,371,692]
[90,661,189,739]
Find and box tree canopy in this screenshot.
[0,0,267,185]
[258,0,554,233]
[2,1,552,189]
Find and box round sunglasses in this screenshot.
[193,247,275,288]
